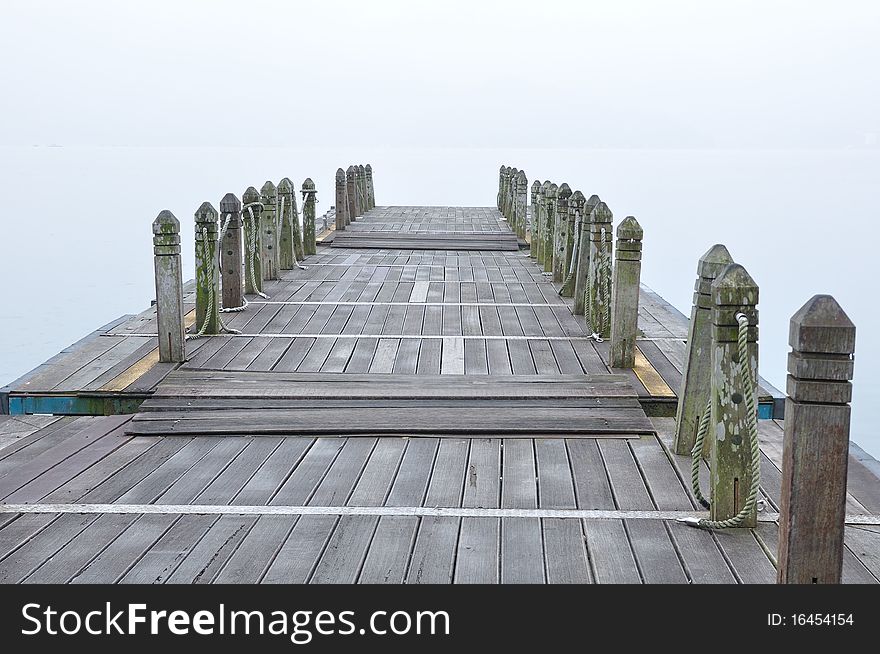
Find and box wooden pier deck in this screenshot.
[1,205,877,584]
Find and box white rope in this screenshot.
[243,203,269,300]
[187,227,240,339]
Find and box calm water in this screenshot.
[1,146,877,458]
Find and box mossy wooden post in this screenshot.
[503,167,513,221]
[709,263,759,528]
[497,165,505,210]
[194,201,220,335]
[357,165,367,215]
[335,168,348,231]
[365,163,375,209]
[277,178,295,270]
[507,169,518,230]
[302,178,317,255]
[219,193,243,310]
[242,186,263,295]
[346,165,357,223]
[561,191,584,298]
[573,194,600,315]
[259,181,279,281]
[673,244,734,455]
[609,217,643,368]
[777,295,855,584]
[515,170,527,239]
[529,180,541,258]
[542,183,557,273]
[587,201,613,338]
[553,183,572,283]
[152,210,185,363]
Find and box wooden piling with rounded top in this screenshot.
[219,193,243,310]
[573,194,600,315]
[194,201,220,335]
[497,165,505,210]
[529,180,540,258]
[586,201,613,338]
[152,210,185,363]
[609,216,643,368]
[242,186,263,295]
[335,168,348,231]
[553,183,572,283]
[777,295,855,584]
[346,166,357,224]
[709,263,759,527]
[673,244,735,455]
[365,163,375,209]
[277,178,302,269]
[302,178,317,256]
[260,181,279,281]
[515,170,527,240]
[542,183,557,273]
[559,190,584,297]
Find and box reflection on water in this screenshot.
[1,146,877,458]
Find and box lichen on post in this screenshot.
[302,178,317,256]
[777,295,855,584]
[609,216,643,368]
[709,263,759,528]
[529,180,541,258]
[497,165,506,210]
[673,244,734,455]
[586,201,613,338]
[242,186,263,295]
[219,193,243,311]
[335,168,348,231]
[152,210,185,363]
[277,178,298,270]
[259,180,279,281]
[346,165,357,224]
[542,183,557,274]
[572,194,600,315]
[365,163,375,209]
[553,183,572,283]
[194,201,220,335]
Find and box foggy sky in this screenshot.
[2,0,878,149]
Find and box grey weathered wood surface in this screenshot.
[152,210,185,362]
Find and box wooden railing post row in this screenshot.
[260,181,279,281]
[609,216,643,368]
[559,190,585,297]
[673,244,734,455]
[572,194,599,313]
[346,165,357,223]
[586,201,613,338]
[542,183,557,274]
[335,168,348,231]
[709,263,759,527]
[219,193,243,311]
[194,201,220,335]
[529,180,540,258]
[515,170,527,239]
[242,186,263,295]
[777,295,855,584]
[302,178,317,255]
[152,210,185,363]
[365,163,375,209]
[553,184,572,283]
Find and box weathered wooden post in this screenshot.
[609,217,643,368]
[515,170,527,239]
[507,169,517,230]
[259,181,279,281]
[709,263,759,527]
[346,165,357,223]
[503,167,513,221]
[278,178,303,269]
[673,244,735,455]
[542,183,557,274]
[586,201,613,338]
[335,168,348,231]
[553,184,572,283]
[573,194,600,315]
[242,186,263,295]
[357,165,367,215]
[497,165,505,210]
[777,295,855,584]
[152,210,185,363]
[194,202,220,335]
[219,193,243,310]
[365,163,375,209]
[560,191,584,297]
[302,178,317,255]
[529,180,540,258]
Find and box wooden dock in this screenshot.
[1,200,877,584]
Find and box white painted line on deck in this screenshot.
[116,334,596,341]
